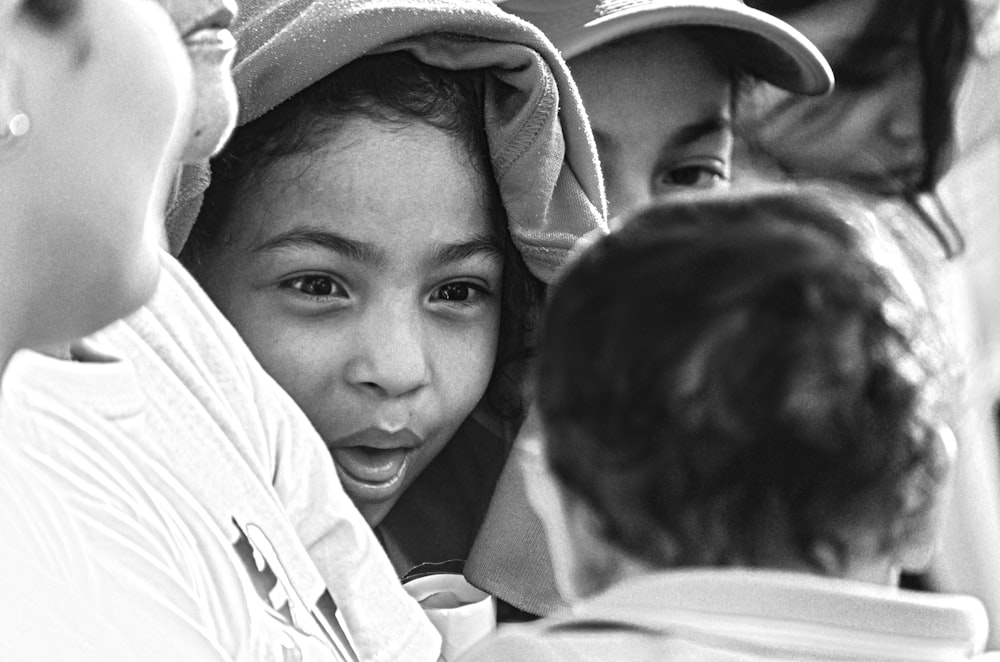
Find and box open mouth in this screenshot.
[332,446,408,486]
[183,27,236,53]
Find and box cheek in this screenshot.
[239,312,349,412]
[431,308,501,411]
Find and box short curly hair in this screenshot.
[536,188,948,573]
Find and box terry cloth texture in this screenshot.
[461,569,998,662]
[166,0,608,286]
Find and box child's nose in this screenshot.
[345,311,429,398]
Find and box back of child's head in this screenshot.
[536,188,949,576]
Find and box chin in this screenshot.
[98,243,163,333]
[179,73,238,162]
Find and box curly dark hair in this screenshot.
[183,51,543,421]
[536,188,948,574]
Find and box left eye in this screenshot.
[436,283,475,301]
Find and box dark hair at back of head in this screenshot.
[184,50,542,422]
[537,188,946,574]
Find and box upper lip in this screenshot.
[180,7,235,40]
[331,427,423,451]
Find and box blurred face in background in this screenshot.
[739,0,927,195]
[569,28,734,220]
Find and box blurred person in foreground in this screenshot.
[463,188,999,662]
[0,0,341,658]
[470,0,832,617]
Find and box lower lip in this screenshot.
[330,446,409,496]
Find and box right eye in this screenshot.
[281,275,347,298]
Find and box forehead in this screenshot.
[233,118,494,252]
[569,31,732,143]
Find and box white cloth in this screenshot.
[0,442,228,662]
[461,569,999,662]
[0,352,344,661]
[73,251,437,662]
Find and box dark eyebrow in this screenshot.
[250,228,385,268]
[592,114,731,156]
[428,234,504,269]
[668,115,732,148]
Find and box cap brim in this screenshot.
[535,1,833,95]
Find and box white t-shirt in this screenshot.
[0,355,341,661]
[87,251,439,662]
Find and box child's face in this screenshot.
[197,118,503,526]
[569,29,734,221]
[741,0,925,195]
[6,0,191,347]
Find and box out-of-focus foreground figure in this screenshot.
[463,188,999,662]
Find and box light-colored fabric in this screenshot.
[81,252,441,662]
[460,569,998,662]
[166,0,608,283]
[0,350,348,661]
[0,443,220,662]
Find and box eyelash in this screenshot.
[430,280,494,307]
[278,274,495,309]
[657,163,729,189]
[281,274,348,300]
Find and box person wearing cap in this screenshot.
[498,0,832,219]
[162,0,605,646]
[463,0,831,619]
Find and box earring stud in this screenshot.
[1,112,30,139]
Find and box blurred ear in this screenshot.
[563,490,655,597]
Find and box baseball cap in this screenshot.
[499,0,833,95]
